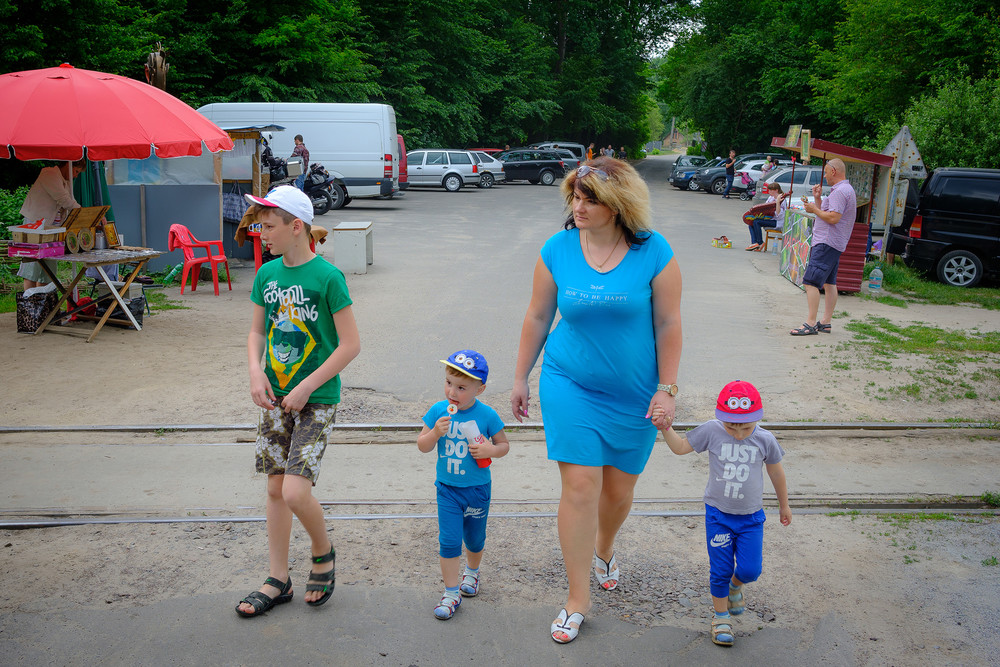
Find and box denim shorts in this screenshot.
[803,243,842,288]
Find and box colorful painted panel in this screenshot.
[779,210,813,289]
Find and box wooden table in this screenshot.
[28,247,162,343]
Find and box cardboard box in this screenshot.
[7,225,66,244]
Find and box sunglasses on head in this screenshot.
[577,165,609,181]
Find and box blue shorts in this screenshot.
[705,504,766,598]
[803,243,842,288]
[436,481,491,558]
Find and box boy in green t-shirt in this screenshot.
[236,186,361,618]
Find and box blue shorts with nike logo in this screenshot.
[705,504,766,598]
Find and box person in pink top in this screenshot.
[790,158,857,336]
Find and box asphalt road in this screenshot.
[327,154,804,416]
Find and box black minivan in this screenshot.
[899,168,1000,287]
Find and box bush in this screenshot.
[685,145,705,157]
[0,186,30,238]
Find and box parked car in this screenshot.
[397,134,408,191]
[899,167,1000,288]
[692,155,777,195]
[551,148,583,171]
[531,141,586,160]
[406,149,479,191]
[676,156,724,191]
[753,165,830,203]
[737,158,794,188]
[470,151,506,188]
[667,155,708,189]
[497,149,567,185]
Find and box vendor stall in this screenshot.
[770,134,894,293]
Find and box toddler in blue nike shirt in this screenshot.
[417,350,510,620]
[656,380,791,647]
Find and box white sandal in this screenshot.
[593,551,619,591]
[459,567,480,597]
[551,608,585,644]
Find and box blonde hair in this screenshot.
[560,156,652,246]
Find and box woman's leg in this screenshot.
[557,462,602,616]
[595,466,640,563]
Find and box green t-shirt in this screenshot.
[250,256,353,404]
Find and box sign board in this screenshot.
[784,125,802,149]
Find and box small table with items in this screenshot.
[26,247,162,342]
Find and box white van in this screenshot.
[197,102,399,207]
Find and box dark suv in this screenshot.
[899,168,1000,287]
[497,149,567,185]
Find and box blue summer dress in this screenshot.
[538,227,674,474]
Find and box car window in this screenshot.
[448,151,472,165]
[407,151,425,165]
[501,152,520,161]
[474,152,493,162]
[426,151,446,166]
[933,176,1000,216]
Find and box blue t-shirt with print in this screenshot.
[422,399,505,487]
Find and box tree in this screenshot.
[870,71,1000,171]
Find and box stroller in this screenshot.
[738,171,757,201]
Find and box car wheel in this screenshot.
[310,189,332,216]
[443,174,462,192]
[540,170,556,186]
[936,249,983,288]
[687,179,700,191]
[711,178,727,195]
[478,173,495,189]
[328,183,346,210]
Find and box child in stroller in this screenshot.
[738,172,757,201]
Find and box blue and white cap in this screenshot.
[440,350,489,384]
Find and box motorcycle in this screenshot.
[260,138,341,215]
[302,163,335,215]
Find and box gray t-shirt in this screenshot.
[686,420,784,515]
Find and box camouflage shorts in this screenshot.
[256,403,338,484]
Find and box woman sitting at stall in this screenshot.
[744,182,789,251]
[17,160,86,290]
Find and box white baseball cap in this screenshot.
[244,185,313,224]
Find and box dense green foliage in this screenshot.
[0,0,680,159]
[658,0,1000,165]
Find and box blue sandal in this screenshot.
[728,584,745,615]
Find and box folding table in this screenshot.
[27,247,162,342]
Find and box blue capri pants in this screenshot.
[705,504,766,598]
[436,481,491,558]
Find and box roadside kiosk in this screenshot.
[770,131,894,293]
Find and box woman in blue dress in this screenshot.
[511,157,683,643]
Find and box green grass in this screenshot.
[844,316,1000,356]
[983,492,1000,508]
[869,261,1000,310]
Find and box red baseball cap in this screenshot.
[715,380,763,423]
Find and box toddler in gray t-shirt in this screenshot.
[656,380,791,648]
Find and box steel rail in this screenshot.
[2,505,995,530]
[0,421,994,434]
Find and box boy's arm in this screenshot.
[766,462,792,525]
[247,304,277,409]
[484,429,510,459]
[417,421,448,453]
[661,426,694,455]
[281,305,361,412]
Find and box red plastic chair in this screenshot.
[167,224,232,295]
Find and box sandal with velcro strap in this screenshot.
[728,584,745,615]
[235,576,292,618]
[306,547,335,606]
[460,567,480,597]
[711,615,735,646]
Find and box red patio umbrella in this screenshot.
[0,64,233,161]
